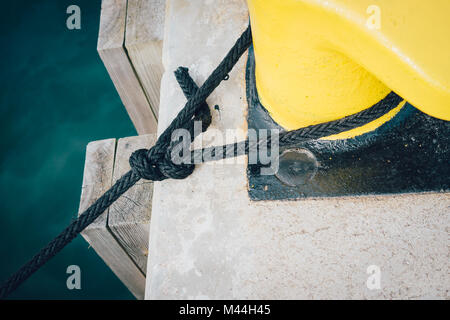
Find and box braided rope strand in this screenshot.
[0,171,140,298]
[194,91,403,162]
[146,26,253,162]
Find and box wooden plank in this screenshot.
[109,134,156,275]
[125,0,165,118]
[79,139,146,300]
[97,0,157,134]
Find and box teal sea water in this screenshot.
[0,0,136,299]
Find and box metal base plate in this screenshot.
[246,46,450,200]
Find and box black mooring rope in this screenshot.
[0,25,402,299]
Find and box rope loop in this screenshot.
[0,25,405,299]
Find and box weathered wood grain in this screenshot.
[97,0,157,134]
[125,0,165,118]
[79,139,146,299]
[109,134,156,275]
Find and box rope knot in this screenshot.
[129,148,195,181]
[129,149,166,181]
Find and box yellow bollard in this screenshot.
[247,0,450,138]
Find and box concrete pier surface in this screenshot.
[145,0,449,300]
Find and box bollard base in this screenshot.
[246,46,450,201]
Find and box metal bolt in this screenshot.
[275,148,318,186]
